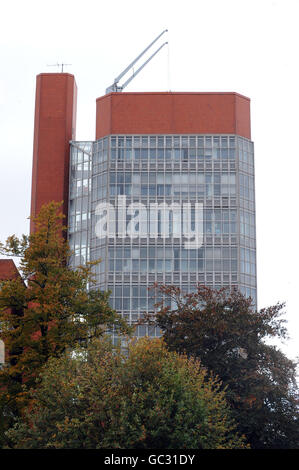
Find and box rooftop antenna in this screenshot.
[106,29,168,94]
[47,63,72,73]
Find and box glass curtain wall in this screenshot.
[69,135,257,338]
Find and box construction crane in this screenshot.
[106,30,168,94]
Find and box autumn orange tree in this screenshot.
[0,202,129,447]
[146,284,299,449]
[6,337,248,449]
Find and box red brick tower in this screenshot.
[96,92,251,139]
[30,73,77,233]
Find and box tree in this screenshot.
[6,336,248,449]
[146,284,299,449]
[0,202,129,446]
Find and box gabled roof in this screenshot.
[0,259,20,281]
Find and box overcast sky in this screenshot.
[0,0,298,360]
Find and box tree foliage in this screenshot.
[0,202,129,446]
[6,336,248,449]
[146,284,299,449]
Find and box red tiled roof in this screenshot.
[0,259,20,281]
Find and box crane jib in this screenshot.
[105,30,168,94]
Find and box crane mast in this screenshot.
[106,30,168,94]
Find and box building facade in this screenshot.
[0,259,22,365]
[30,75,257,337]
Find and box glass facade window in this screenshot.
[0,340,4,366]
[69,134,257,337]
[68,142,92,267]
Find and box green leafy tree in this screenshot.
[6,336,248,449]
[0,202,129,446]
[146,284,299,449]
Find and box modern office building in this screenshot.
[30,73,257,338]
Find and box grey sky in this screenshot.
[0,0,298,360]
